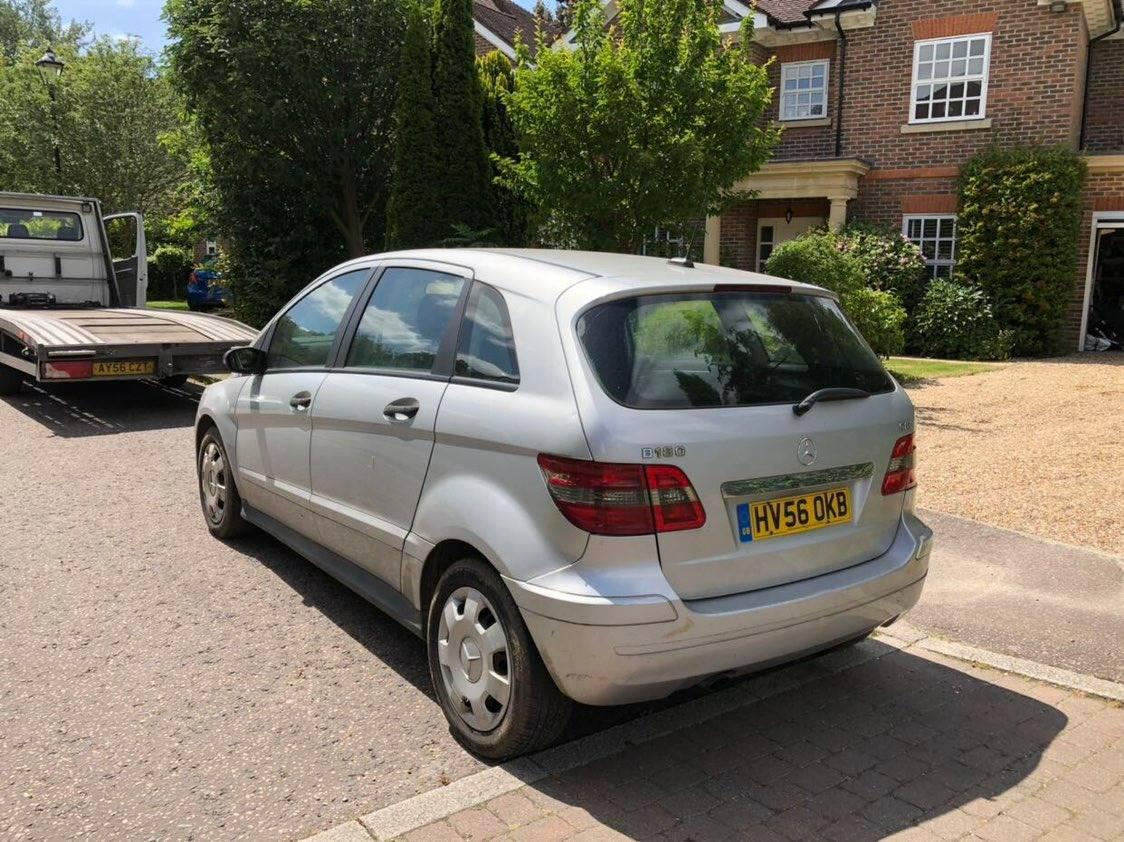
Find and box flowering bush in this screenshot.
[839,223,928,314]
[913,280,1014,360]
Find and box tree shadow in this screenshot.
[0,378,202,437]
[517,644,1070,840]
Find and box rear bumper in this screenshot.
[507,512,932,706]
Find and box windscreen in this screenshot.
[0,208,83,241]
[577,291,895,409]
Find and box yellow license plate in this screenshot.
[738,487,852,543]
[92,359,156,377]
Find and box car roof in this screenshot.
[335,248,828,302]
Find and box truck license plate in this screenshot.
[737,487,852,543]
[92,359,156,377]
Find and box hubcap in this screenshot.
[436,586,511,732]
[200,441,228,525]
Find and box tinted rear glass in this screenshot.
[0,208,83,241]
[577,291,894,409]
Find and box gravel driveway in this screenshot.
[0,381,486,840]
[911,354,1124,557]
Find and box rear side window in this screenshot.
[0,208,83,241]
[577,291,894,409]
[267,270,369,369]
[455,283,519,385]
[345,267,466,373]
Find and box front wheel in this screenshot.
[428,558,572,760]
[197,427,250,539]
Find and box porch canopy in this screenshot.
[704,158,870,264]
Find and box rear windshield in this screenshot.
[577,291,894,409]
[0,208,83,241]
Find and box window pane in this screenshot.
[935,42,951,60]
[965,99,981,116]
[968,57,984,75]
[578,293,893,409]
[915,103,929,120]
[939,218,956,238]
[346,267,466,372]
[760,225,774,242]
[0,208,83,241]
[919,44,934,61]
[918,64,932,80]
[923,219,939,238]
[455,284,519,384]
[267,270,369,369]
[951,59,966,76]
[970,39,985,56]
[952,40,969,58]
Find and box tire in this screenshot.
[427,558,572,760]
[0,364,23,396]
[197,426,251,539]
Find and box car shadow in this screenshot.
[517,643,1071,840]
[0,378,202,437]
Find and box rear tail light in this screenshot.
[536,454,706,536]
[41,360,92,380]
[881,433,917,495]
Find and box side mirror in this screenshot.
[224,346,266,375]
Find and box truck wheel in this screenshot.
[0,364,23,396]
[427,558,572,760]
[197,427,250,539]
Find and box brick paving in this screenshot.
[402,648,1124,841]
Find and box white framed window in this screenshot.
[909,33,991,124]
[904,215,958,280]
[780,60,830,122]
[758,224,776,271]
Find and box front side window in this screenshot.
[904,215,958,280]
[455,283,519,385]
[911,34,990,123]
[780,60,829,121]
[577,291,894,410]
[267,270,369,369]
[0,208,83,241]
[346,267,466,372]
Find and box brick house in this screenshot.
[473,0,548,59]
[560,0,1124,352]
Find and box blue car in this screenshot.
[186,266,231,311]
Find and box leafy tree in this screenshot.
[554,0,576,28]
[0,0,88,59]
[499,0,778,252]
[432,0,494,234]
[478,50,528,245]
[0,38,187,219]
[386,2,445,249]
[167,0,406,325]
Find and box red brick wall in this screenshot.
[474,32,497,56]
[1084,40,1124,153]
[852,171,960,230]
[840,0,1086,169]
[1069,169,1124,349]
[766,40,840,161]
[719,201,759,271]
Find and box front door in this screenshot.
[309,263,470,587]
[234,269,371,537]
[757,216,826,271]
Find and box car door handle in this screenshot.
[289,391,312,411]
[383,397,420,421]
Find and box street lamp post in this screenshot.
[35,47,65,187]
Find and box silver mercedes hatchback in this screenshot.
[196,250,932,759]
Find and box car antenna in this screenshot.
[668,256,694,268]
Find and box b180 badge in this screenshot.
[641,445,687,459]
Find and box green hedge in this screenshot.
[957,146,1086,356]
[913,280,1014,361]
[148,244,193,300]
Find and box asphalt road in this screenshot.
[2,379,1121,840]
[0,380,486,840]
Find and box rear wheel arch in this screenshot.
[419,539,496,629]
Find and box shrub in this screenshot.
[764,229,863,298]
[846,286,907,357]
[839,223,928,314]
[957,146,1086,356]
[765,229,906,356]
[148,244,193,300]
[913,279,1014,361]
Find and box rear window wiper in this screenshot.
[793,387,872,417]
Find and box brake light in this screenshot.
[537,454,706,536]
[41,360,92,379]
[881,434,917,495]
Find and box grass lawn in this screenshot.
[886,356,1002,385]
[147,300,189,311]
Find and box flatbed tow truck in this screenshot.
[0,193,258,395]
